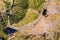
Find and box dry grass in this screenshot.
[12,9,39,27]
[45,14,60,23]
[0,1,5,12]
[56,0,60,11]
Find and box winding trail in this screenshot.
[8,0,60,40]
[27,0,60,34]
[8,0,60,34]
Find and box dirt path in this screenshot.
[27,0,60,34]
[8,0,60,34]
[8,0,60,40]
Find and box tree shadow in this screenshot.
[42,9,47,16]
[3,27,17,35]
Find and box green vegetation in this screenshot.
[3,0,12,9]
[0,13,8,40]
[0,0,46,27]
[0,0,46,40]
[11,0,45,27]
[10,0,29,24]
[12,13,38,27]
[0,29,8,40]
[29,0,46,10]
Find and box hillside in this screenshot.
[8,0,60,40]
[0,0,45,40]
[0,0,60,40]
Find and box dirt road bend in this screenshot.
[27,0,60,34]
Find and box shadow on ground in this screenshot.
[3,27,17,35]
